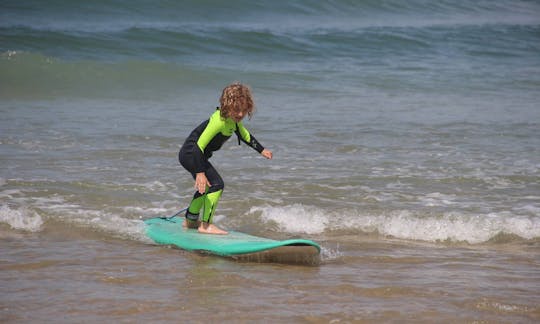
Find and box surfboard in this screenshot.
[144,216,321,265]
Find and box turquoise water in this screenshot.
[1,1,540,322]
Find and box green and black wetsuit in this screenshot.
[179,108,264,223]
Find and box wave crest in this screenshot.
[0,205,44,232]
[249,204,540,244]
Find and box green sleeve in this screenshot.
[196,111,223,153]
[236,122,264,153]
[236,122,251,143]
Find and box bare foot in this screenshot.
[183,219,200,229]
[198,222,228,235]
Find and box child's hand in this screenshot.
[195,172,211,194]
[261,149,273,160]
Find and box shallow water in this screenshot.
[2,225,539,323]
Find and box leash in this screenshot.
[159,207,188,221]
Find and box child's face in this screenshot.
[232,109,246,122]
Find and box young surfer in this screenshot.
[179,83,273,235]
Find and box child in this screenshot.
[178,83,273,234]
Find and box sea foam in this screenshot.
[250,204,540,244]
[0,205,44,232]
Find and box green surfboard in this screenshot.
[144,216,321,265]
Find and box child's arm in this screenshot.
[235,122,265,154]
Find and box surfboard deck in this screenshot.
[144,216,321,265]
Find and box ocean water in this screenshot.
[1,0,540,322]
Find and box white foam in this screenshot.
[0,205,44,232]
[0,189,25,199]
[320,244,344,262]
[514,204,540,215]
[14,193,151,241]
[249,204,328,234]
[141,180,168,192]
[372,211,494,243]
[419,192,458,207]
[124,206,171,218]
[88,213,149,242]
[249,204,540,244]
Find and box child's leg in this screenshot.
[180,151,204,229]
[184,193,204,229]
[201,189,222,223]
[184,190,225,233]
[198,189,226,234]
[198,164,227,234]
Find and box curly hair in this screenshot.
[219,82,255,120]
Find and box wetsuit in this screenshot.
[179,108,264,223]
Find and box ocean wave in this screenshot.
[0,204,43,232]
[2,0,539,67]
[3,22,538,100]
[2,0,539,101]
[2,0,538,32]
[249,204,540,244]
[0,51,231,99]
[14,197,151,242]
[2,185,539,245]
[0,50,330,100]
[3,18,538,60]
